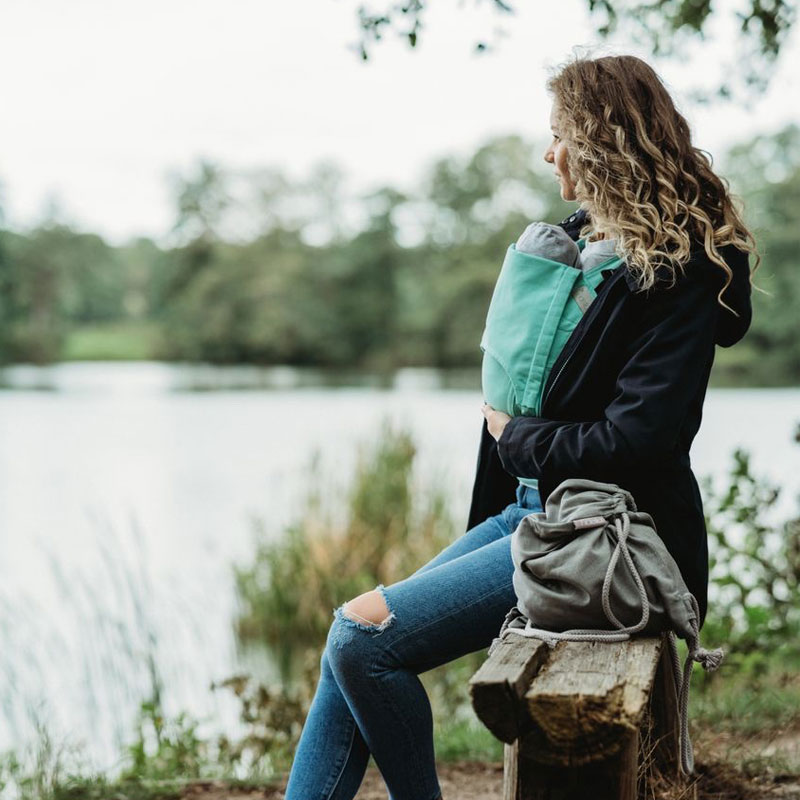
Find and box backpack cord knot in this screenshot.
[691,646,724,671]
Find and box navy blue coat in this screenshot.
[467,208,753,623]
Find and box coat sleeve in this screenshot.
[496,272,720,478]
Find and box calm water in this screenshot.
[0,362,798,769]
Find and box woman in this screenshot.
[284,53,759,800]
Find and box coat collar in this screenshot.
[558,208,638,293]
[603,264,639,292]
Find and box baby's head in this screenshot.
[516,221,581,268]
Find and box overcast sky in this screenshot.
[1,0,798,244]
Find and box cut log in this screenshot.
[470,634,677,799]
[642,640,683,780]
[507,729,640,800]
[520,637,662,767]
[469,636,551,743]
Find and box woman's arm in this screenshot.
[495,271,721,479]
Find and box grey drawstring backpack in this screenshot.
[488,477,723,775]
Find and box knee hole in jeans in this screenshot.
[329,584,396,649]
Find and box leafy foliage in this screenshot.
[210,671,314,777]
[701,433,800,666]
[122,701,210,782]
[0,128,798,384]
[225,421,499,769]
[349,0,797,98]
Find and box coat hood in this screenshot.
[645,242,753,348]
[707,243,753,348]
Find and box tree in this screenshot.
[170,160,231,244]
[349,0,797,98]
[715,124,800,384]
[163,160,231,305]
[0,226,70,363]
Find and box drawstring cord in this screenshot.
[666,598,724,774]
[488,510,724,775]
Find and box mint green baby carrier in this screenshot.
[480,238,624,489]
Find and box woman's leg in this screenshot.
[284,485,542,800]
[282,646,373,800]
[283,509,511,800]
[324,534,526,800]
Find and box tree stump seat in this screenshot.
[468,632,691,800]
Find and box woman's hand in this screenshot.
[482,403,512,442]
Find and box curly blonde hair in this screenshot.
[547,54,761,314]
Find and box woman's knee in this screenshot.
[341,588,395,628]
[325,585,397,674]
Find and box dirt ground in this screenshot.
[178,762,503,800]
[179,759,800,800]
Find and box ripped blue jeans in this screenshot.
[284,483,543,800]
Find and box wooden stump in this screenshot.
[469,636,551,744]
[469,633,683,800]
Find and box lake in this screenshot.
[0,362,798,770]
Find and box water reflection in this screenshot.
[0,362,482,393]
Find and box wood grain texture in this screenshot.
[521,638,662,767]
[470,634,672,798]
[639,640,691,796]
[509,729,640,800]
[503,742,519,800]
[469,636,551,743]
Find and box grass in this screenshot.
[62,322,162,361]
[50,324,800,390]
[689,662,800,778]
[434,721,503,762]
[692,665,800,734]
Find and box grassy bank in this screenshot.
[62,322,162,361]
[3,651,797,800]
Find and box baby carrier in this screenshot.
[480,238,624,418]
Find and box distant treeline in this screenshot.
[0,128,798,384]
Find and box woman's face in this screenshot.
[544,104,577,202]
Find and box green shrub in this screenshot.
[233,420,455,678]
[701,440,800,668]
